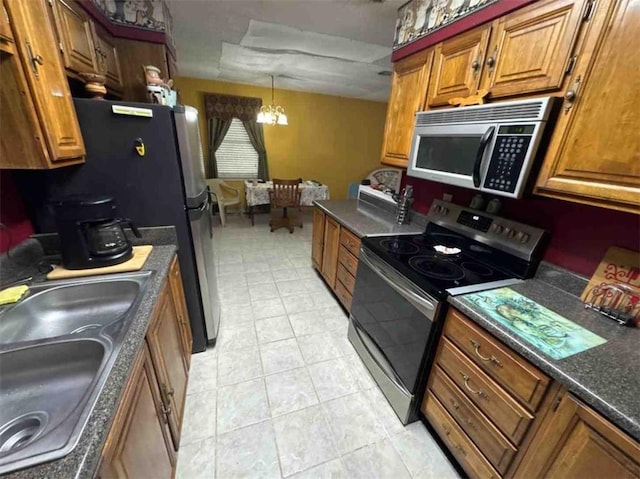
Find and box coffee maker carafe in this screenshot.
[52,196,141,269]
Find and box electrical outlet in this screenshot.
[443,193,453,202]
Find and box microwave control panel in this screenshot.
[483,124,534,193]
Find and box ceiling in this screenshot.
[168,0,406,102]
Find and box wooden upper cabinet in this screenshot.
[93,22,123,92]
[426,26,490,107]
[535,0,640,213]
[0,0,12,44]
[4,0,85,166]
[482,0,587,99]
[99,345,174,479]
[381,48,433,167]
[312,208,325,270]
[515,393,640,478]
[51,0,97,74]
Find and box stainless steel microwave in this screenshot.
[407,97,557,198]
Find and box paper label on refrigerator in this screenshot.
[111,105,153,117]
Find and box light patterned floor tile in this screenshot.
[260,338,305,374]
[217,346,263,387]
[307,358,359,402]
[342,439,411,479]
[265,367,319,417]
[217,420,281,478]
[217,378,270,434]
[175,437,216,479]
[256,315,295,344]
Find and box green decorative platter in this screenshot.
[458,288,607,360]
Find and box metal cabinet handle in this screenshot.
[471,59,480,76]
[460,372,488,399]
[486,47,497,73]
[470,339,503,367]
[161,402,172,423]
[26,42,44,76]
[564,75,582,112]
[443,426,467,456]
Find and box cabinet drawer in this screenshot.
[429,366,517,474]
[340,228,360,258]
[335,280,352,311]
[445,309,550,411]
[338,246,359,277]
[423,392,501,479]
[437,338,533,445]
[336,264,356,294]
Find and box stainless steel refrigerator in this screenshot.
[18,100,220,352]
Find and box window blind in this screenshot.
[215,118,259,179]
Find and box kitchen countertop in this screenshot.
[449,277,640,442]
[313,199,425,238]
[3,245,177,479]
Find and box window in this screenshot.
[215,118,259,179]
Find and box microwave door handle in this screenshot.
[473,126,496,187]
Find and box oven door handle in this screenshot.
[351,316,410,395]
[359,248,436,320]
[473,126,495,188]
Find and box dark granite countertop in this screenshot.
[3,245,177,479]
[449,277,640,442]
[313,199,425,238]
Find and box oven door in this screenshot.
[349,247,441,424]
[407,123,497,190]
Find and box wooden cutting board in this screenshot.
[47,245,153,280]
[581,246,640,301]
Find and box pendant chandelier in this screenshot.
[257,75,288,126]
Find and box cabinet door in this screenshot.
[5,0,85,163]
[51,0,97,74]
[169,255,193,368]
[427,26,490,107]
[99,345,174,479]
[321,217,340,289]
[482,0,587,98]
[515,393,640,478]
[146,282,188,449]
[93,23,122,92]
[312,208,325,270]
[381,49,433,167]
[0,0,12,44]
[535,0,640,213]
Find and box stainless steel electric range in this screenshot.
[348,199,548,424]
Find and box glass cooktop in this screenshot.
[362,223,530,300]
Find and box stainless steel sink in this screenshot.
[0,277,143,345]
[0,271,153,474]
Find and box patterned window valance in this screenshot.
[204,94,262,121]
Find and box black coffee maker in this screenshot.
[52,195,142,269]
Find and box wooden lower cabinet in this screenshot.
[320,216,340,289]
[99,344,175,479]
[100,254,192,478]
[515,393,640,479]
[312,207,361,313]
[146,279,189,449]
[169,255,193,365]
[423,307,640,478]
[312,208,325,270]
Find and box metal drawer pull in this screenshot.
[470,339,503,367]
[460,372,488,399]
[450,399,475,430]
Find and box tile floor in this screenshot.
[176,210,460,479]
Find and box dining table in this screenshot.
[244,180,330,225]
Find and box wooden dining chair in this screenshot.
[268,178,303,233]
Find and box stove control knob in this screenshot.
[516,232,530,243]
[433,205,441,213]
[491,223,503,234]
[504,227,515,238]
[440,207,449,216]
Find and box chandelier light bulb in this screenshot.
[257,75,288,126]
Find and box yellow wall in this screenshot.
[174,76,388,201]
